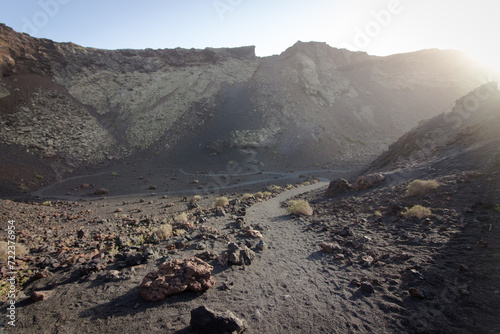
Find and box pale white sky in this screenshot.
[1,0,499,69]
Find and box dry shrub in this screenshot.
[288,200,313,216]
[0,241,28,259]
[153,224,173,241]
[402,205,432,219]
[241,193,255,201]
[192,195,202,202]
[174,212,189,223]
[405,180,440,196]
[214,197,229,207]
[268,185,282,192]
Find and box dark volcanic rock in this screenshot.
[325,179,351,197]
[227,242,255,265]
[190,305,247,334]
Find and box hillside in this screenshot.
[0,24,493,196]
[366,82,500,183]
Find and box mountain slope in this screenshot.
[366,82,500,181]
[0,24,494,195]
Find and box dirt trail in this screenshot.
[208,181,389,333]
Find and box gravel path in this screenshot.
[207,181,388,333]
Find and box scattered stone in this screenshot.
[216,208,226,217]
[350,279,361,287]
[411,236,423,244]
[32,270,52,281]
[31,291,52,302]
[234,217,246,229]
[339,227,353,237]
[187,201,200,209]
[353,173,385,191]
[119,251,146,267]
[408,287,425,299]
[140,257,216,302]
[190,305,247,334]
[459,264,470,272]
[334,253,345,261]
[219,281,234,291]
[149,185,158,190]
[195,251,218,261]
[360,282,375,294]
[402,269,424,282]
[80,259,107,276]
[325,178,351,197]
[319,242,342,254]
[244,229,263,239]
[458,286,471,296]
[227,242,255,266]
[94,188,109,195]
[360,255,374,266]
[255,240,267,251]
[476,240,488,248]
[77,229,85,239]
[98,270,121,281]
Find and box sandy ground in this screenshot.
[1,167,499,333]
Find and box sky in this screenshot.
[1,0,499,70]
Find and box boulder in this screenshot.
[94,188,109,195]
[325,178,351,197]
[227,242,255,265]
[319,242,342,254]
[140,257,216,302]
[352,173,385,191]
[190,305,247,334]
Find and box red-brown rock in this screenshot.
[353,173,385,191]
[140,257,216,302]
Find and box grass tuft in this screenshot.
[152,223,173,241]
[288,200,313,216]
[405,179,440,196]
[214,196,229,207]
[402,205,432,219]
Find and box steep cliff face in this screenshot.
[0,24,493,195]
